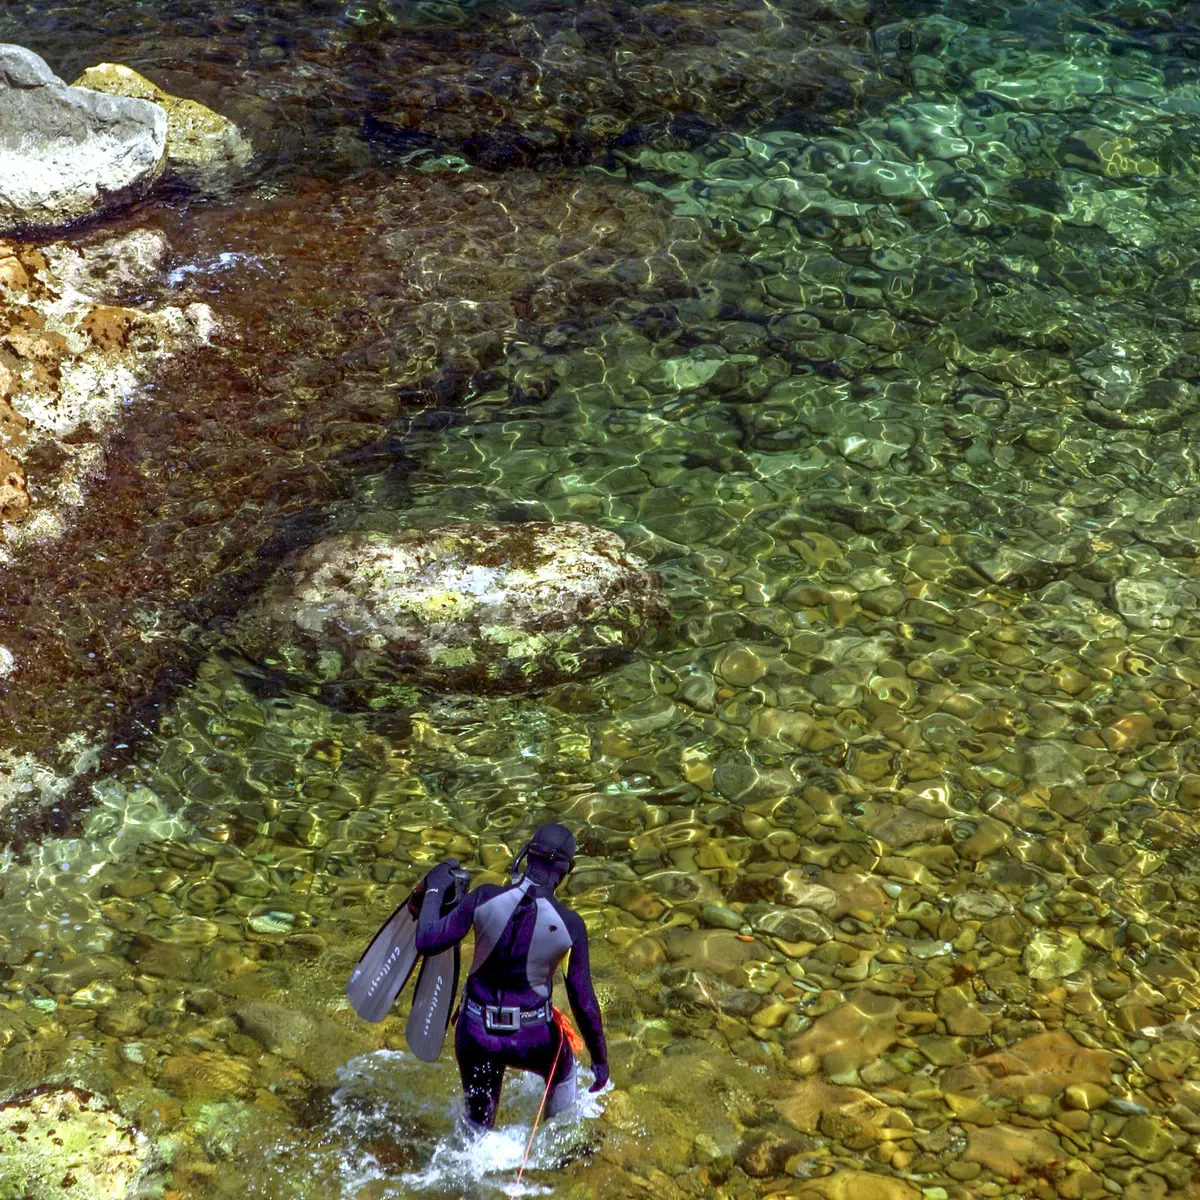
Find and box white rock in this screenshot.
[0,45,167,232]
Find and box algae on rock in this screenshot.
[0,1086,161,1200]
[234,521,668,699]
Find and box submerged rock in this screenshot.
[0,45,166,233]
[1110,574,1187,631]
[73,63,252,185]
[0,1085,159,1199]
[235,522,668,698]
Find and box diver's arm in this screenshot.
[561,908,608,1070]
[415,876,489,954]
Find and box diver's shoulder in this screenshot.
[469,881,509,903]
[551,898,588,940]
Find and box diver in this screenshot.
[414,822,609,1131]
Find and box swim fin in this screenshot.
[405,866,470,1062]
[346,884,424,1023]
[405,944,461,1062]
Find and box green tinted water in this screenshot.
[4,1,1200,1198]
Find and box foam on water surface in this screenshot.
[325,1050,605,1198]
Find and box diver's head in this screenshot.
[513,822,577,889]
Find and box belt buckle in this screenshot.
[485,1004,521,1032]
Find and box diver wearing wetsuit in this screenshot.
[415,823,609,1130]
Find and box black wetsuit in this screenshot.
[416,874,606,1129]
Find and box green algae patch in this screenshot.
[431,646,478,667]
[0,1086,162,1200]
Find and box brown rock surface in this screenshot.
[0,233,214,549]
[0,448,27,522]
[786,990,906,1075]
[941,1029,1113,1100]
[964,1124,1066,1181]
[788,1169,923,1200]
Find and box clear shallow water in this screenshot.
[5,0,1200,1197]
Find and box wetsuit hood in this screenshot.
[512,822,577,883]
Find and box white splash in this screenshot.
[167,250,266,286]
[328,1049,606,1197]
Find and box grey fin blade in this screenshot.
[405,944,460,1062]
[347,889,422,1023]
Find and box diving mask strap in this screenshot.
[511,841,531,882]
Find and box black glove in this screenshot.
[589,1061,610,1092]
[424,859,460,893]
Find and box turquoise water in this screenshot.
[4,1,1200,1197]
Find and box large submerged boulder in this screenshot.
[0,45,167,232]
[234,522,668,698]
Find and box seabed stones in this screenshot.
[11,0,1200,1198]
[234,521,669,699]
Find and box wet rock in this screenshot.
[1115,1114,1177,1162]
[158,1051,255,1100]
[1023,929,1086,980]
[749,903,835,945]
[714,644,768,688]
[0,45,166,232]
[42,228,170,301]
[786,990,905,1075]
[661,928,765,973]
[944,1092,997,1127]
[950,891,1011,923]
[234,1000,377,1084]
[789,1169,923,1200]
[972,539,1081,590]
[955,815,1010,861]
[73,63,252,185]
[663,967,763,1019]
[0,1085,158,1199]
[1022,741,1090,788]
[96,1006,145,1038]
[235,522,668,698]
[1064,1082,1109,1111]
[964,1123,1065,1181]
[936,985,993,1037]
[0,235,215,554]
[700,902,745,931]
[1110,575,1186,631]
[734,1126,813,1177]
[1059,128,1160,179]
[941,1030,1113,1101]
[777,873,840,915]
[776,1079,901,1139]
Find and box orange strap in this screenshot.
[509,1016,567,1196]
[553,1005,585,1055]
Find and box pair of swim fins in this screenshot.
[346,863,471,1062]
